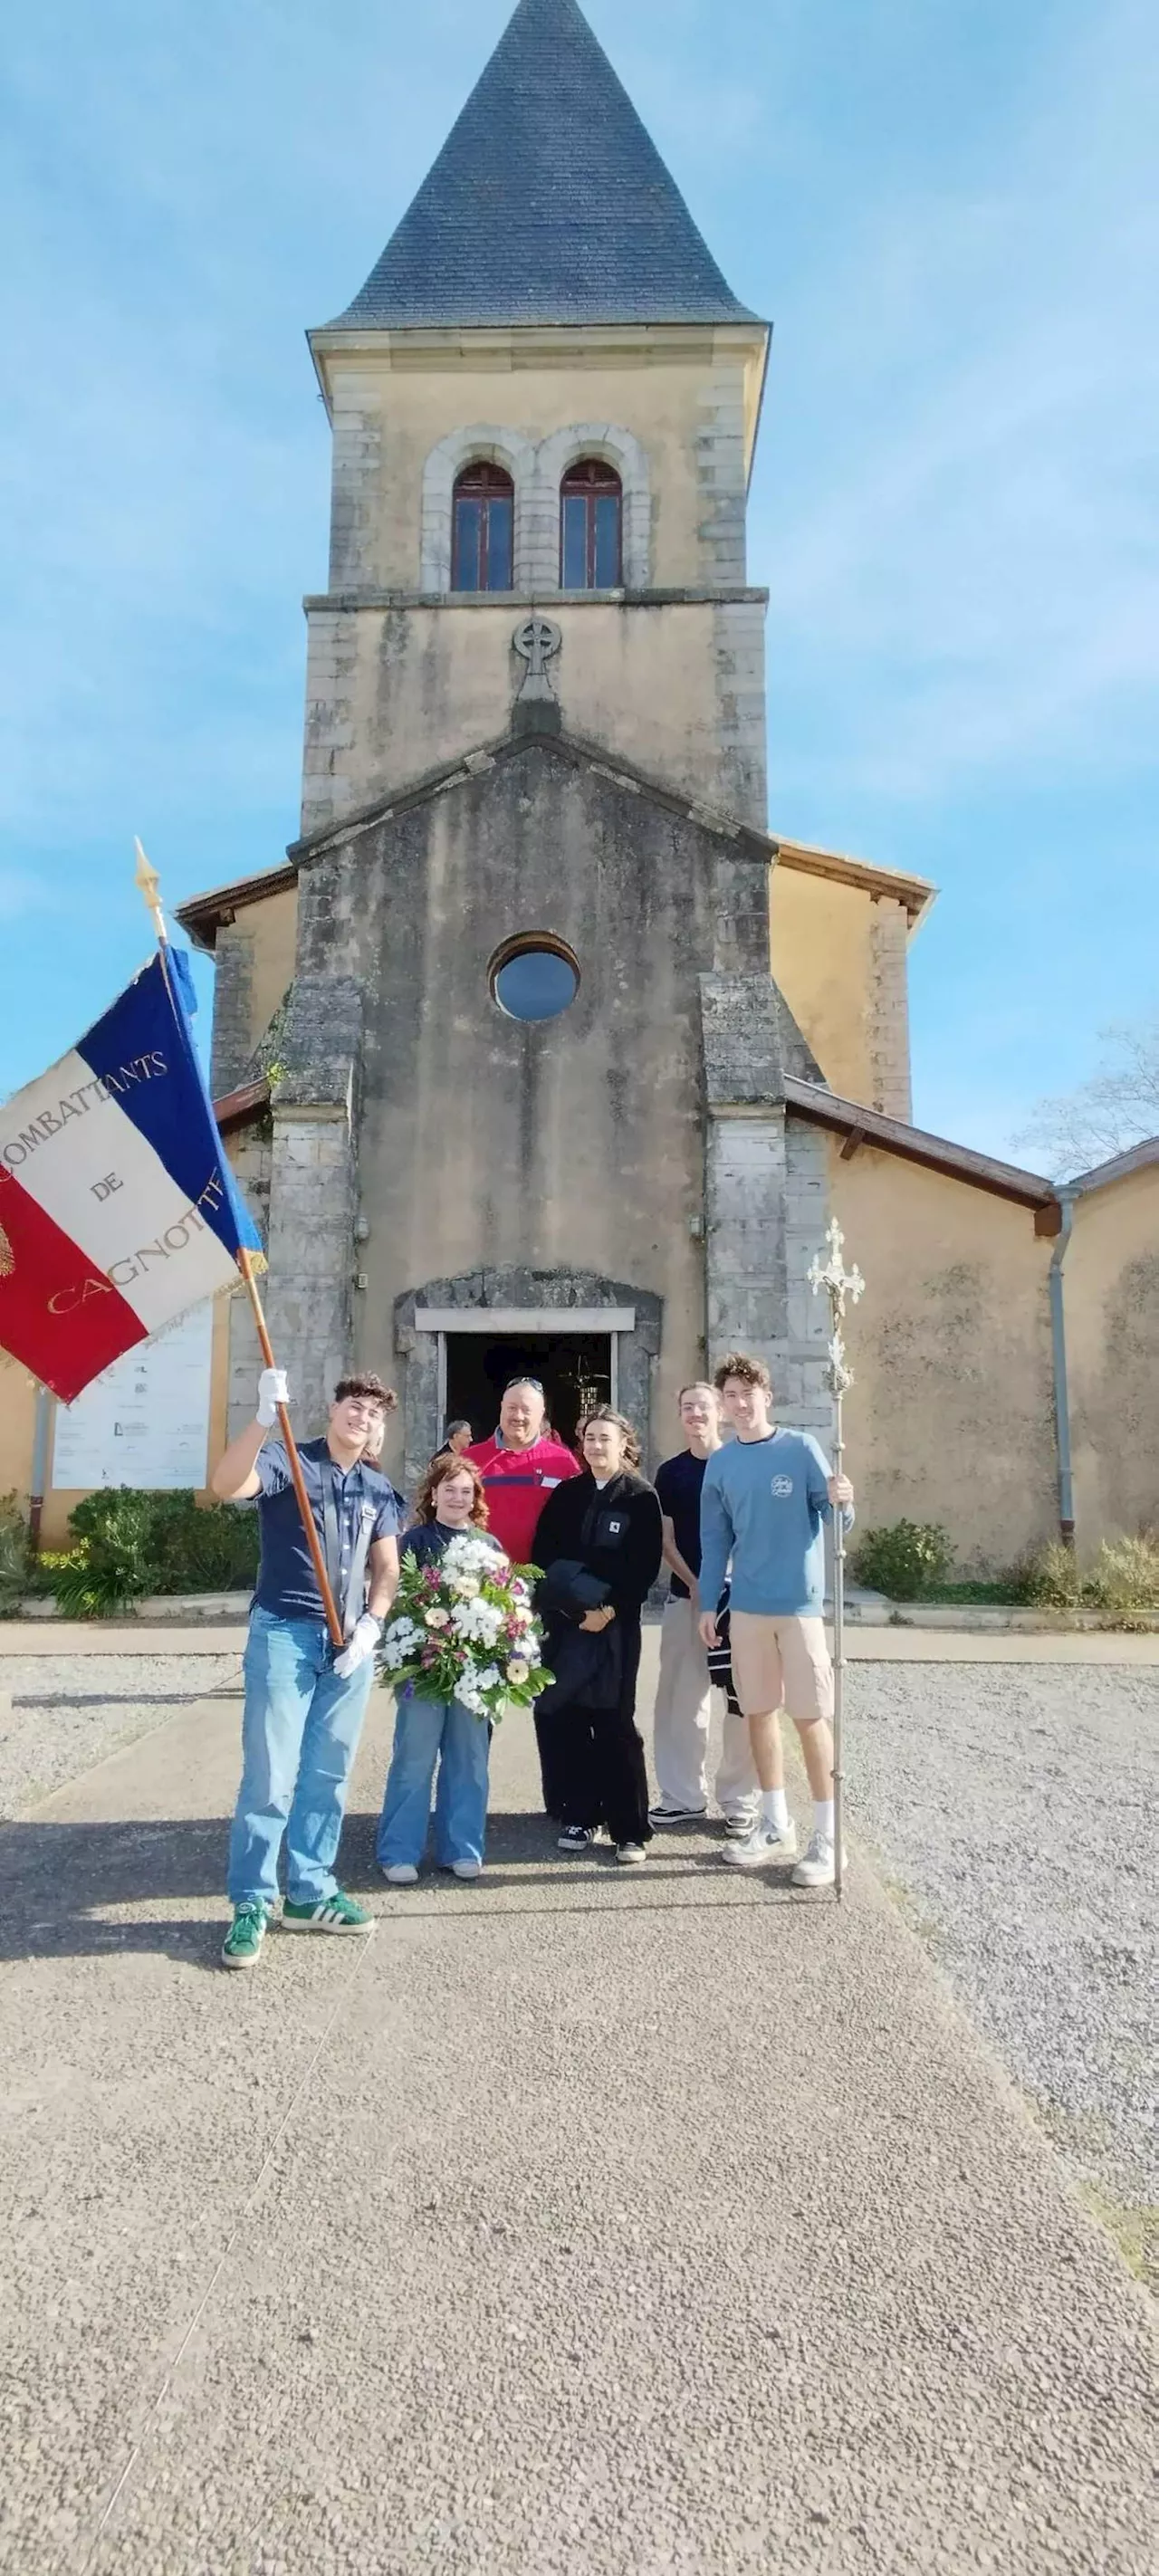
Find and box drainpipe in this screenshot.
[27,1385,52,1555]
[1048,1191,1076,1547]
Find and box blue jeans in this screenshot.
[376,1691,492,1871]
[227,1606,375,1907]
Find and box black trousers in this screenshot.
[554,1701,653,1846]
[533,1706,570,1821]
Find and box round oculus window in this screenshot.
[490,936,580,1023]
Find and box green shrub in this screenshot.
[58,1489,158,1617]
[1086,1533,1159,1623]
[1024,1532,1159,1624]
[1023,1540,1084,1610]
[0,1491,29,1617]
[26,1488,259,1618]
[145,1490,259,1595]
[850,1519,953,1600]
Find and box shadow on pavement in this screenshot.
[0,1808,808,1964]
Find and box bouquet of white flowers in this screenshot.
[379,1532,552,1722]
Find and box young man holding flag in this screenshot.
[213,1367,400,1968]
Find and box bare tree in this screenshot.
[1017,1013,1159,1179]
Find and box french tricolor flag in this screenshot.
[0,949,263,1403]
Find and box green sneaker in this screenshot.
[221,1899,270,1970]
[280,1890,376,1935]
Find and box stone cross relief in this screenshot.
[512,615,561,704]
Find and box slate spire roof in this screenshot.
[324,0,758,330]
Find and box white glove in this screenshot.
[256,1366,289,1428]
[333,1614,381,1678]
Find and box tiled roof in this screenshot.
[323,0,758,331]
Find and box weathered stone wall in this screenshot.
[301,595,768,837]
[1065,1165,1159,1554]
[287,741,775,1476]
[829,1138,1058,1569]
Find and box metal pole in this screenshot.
[831,1375,846,1902]
[808,1220,865,1904]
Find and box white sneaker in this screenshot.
[723,1811,760,1839]
[616,1842,647,1864]
[450,1858,482,1881]
[791,1832,847,1889]
[720,1820,799,1869]
[381,1863,418,1886]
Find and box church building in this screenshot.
[165,0,1154,1569]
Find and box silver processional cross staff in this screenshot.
[807,1219,865,1902]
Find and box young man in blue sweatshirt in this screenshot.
[697,1352,855,1887]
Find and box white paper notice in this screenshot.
[51,1303,214,1491]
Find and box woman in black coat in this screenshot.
[533,1406,663,1863]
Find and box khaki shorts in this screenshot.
[728,1612,834,1726]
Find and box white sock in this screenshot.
[761,1787,790,1834]
[814,1797,836,1840]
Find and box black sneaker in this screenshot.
[557,1824,595,1854]
[648,1801,707,1827]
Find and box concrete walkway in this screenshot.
[2,1680,1155,2576]
[4,1620,1158,1663]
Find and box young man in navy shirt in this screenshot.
[649,1384,759,1835]
[213,1367,400,1968]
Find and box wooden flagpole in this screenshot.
[133,841,344,1650]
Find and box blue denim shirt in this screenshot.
[249,1437,398,1623]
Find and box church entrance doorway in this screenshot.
[445,1331,611,1453]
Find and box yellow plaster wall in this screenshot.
[244,886,297,1056]
[327,345,754,590]
[771,869,876,1102]
[0,1355,37,1518]
[828,1139,1058,1567]
[1065,1166,1159,1551]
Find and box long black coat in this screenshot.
[534,1469,664,1719]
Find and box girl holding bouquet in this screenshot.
[376,1451,546,1884]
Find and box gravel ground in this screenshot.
[0,1655,244,1818]
[844,1663,1158,2268]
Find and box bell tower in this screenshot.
[302,0,771,838]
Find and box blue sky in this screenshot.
[1,0,1154,1158]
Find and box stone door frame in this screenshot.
[394,1269,662,1488]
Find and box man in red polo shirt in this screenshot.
[467,1377,581,1564]
[469,1377,581,1817]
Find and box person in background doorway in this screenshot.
[698,1354,854,1890]
[534,1408,663,1863]
[649,1384,760,1836]
[213,1369,400,1968]
[443,1419,474,1457]
[361,1408,407,1523]
[377,1451,504,1885]
[468,1378,581,1815]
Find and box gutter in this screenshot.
[1048,1191,1077,1546]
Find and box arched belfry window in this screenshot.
[452,462,514,591]
[560,458,623,589]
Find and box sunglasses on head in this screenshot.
[503,1377,543,1394]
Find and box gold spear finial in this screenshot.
[133,838,168,945]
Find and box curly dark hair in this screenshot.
[713,1352,772,1396]
[412,1450,490,1528]
[579,1405,642,1470]
[333,1371,398,1412]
